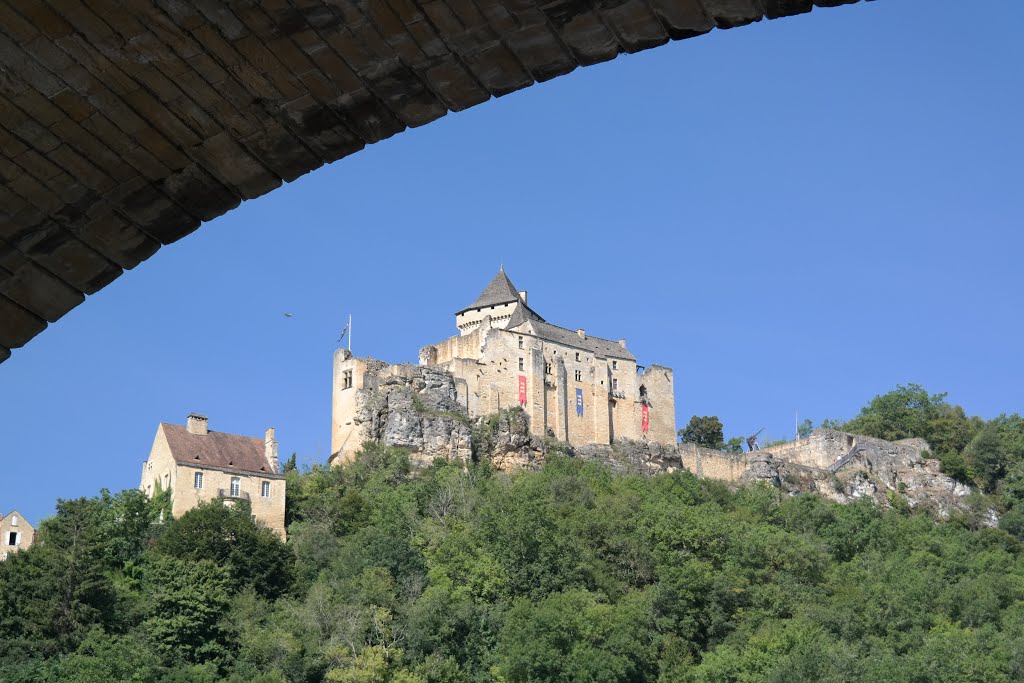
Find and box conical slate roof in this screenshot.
[457,267,522,314]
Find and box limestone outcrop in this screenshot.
[336,368,981,520]
[347,362,473,468]
[769,443,974,519]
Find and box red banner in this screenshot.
[641,404,649,433]
[518,375,527,406]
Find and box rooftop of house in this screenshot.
[0,511,32,529]
[160,422,280,477]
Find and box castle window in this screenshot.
[262,481,271,498]
[612,360,618,370]
[518,357,524,371]
[545,362,552,375]
[575,352,580,361]
[612,378,618,390]
[575,370,582,382]
[194,472,203,489]
[518,336,524,349]
[342,370,353,389]
[230,477,240,497]
[639,385,648,400]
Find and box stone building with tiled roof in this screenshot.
[331,269,675,463]
[0,510,34,560]
[139,414,286,539]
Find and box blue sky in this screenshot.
[2,0,1022,525]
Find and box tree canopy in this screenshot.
[3,436,1024,682]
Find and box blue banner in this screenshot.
[576,388,584,417]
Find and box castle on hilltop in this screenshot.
[331,268,676,464]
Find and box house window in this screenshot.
[575,352,580,361]
[612,360,618,370]
[575,370,582,382]
[194,472,203,489]
[518,357,524,371]
[7,532,16,546]
[343,370,353,389]
[262,481,271,498]
[518,336,524,349]
[545,362,552,375]
[230,477,240,497]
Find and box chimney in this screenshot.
[265,427,279,473]
[576,328,586,340]
[186,413,208,436]
[518,290,528,305]
[618,339,627,349]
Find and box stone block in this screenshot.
[542,0,621,65]
[762,0,814,19]
[597,0,670,53]
[699,0,764,28]
[196,131,283,199]
[162,163,242,222]
[110,179,202,244]
[0,291,47,348]
[10,222,121,294]
[460,41,535,97]
[0,246,84,321]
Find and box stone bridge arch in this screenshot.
[0,0,867,363]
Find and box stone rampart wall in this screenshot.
[677,443,757,483]
[764,429,929,469]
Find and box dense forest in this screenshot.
[2,386,1023,682]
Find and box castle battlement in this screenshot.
[331,268,676,465]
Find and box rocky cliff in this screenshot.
[346,367,981,519]
[349,363,473,468]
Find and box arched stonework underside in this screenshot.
[0,0,868,363]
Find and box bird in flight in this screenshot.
[283,312,294,318]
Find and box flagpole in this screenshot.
[348,313,352,352]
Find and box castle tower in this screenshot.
[454,266,539,336]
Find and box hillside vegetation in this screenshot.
[2,386,1023,683]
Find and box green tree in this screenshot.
[679,416,725,449]
[155,500,294,599]
[724,437,745,454]
[55,628,162,683]
[0,498,115,657]
[141,555,232,667]
[966,426,1008,492]
[842,384,981,454]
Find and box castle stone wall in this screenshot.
[419,326,674,449]
[678,442,757,483]
[763,429,929,470]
